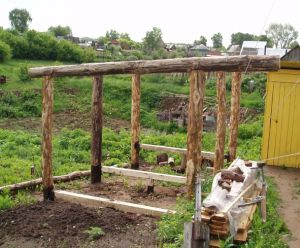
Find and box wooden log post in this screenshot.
[91,75,103,184]
[228,72,242,161]
[42,76,55,200]
[214,72,226,173]
[186,70,205,198]
[131,74,141,169]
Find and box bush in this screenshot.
[57,40,84,63]
[18,64,31,81]
[83,47,97,63]
[0,40,12,62]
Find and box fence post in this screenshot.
[228,72,242,161]
[186,70,205,198]
[91,75,103,183]
[214,71,226,173]
[131,74,141,169]
[42,76,54,200]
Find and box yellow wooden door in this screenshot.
[262,69,300,167]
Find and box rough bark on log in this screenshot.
[186,70,205,198]
[0,171,91,193]
[42,76,54,201]
[131,74,141,169]
[91,75,103,183]
[28,56,280,78]
[214,72,226,173]
[228,72,241,161]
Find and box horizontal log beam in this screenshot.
[29,56,280,78]
[140,143,215,160]
[55,190,175,216]
[102,166,186,183]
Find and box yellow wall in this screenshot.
[262,69,300,167]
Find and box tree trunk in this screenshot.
[42,76,54,200]
[228,72,241,161]
[214,72,226,173]
[131,74,141,169]
[186,70,205,198]
[91,75,103,183]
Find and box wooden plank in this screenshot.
[221,180,258,214]
[55,190,175,217]
[131,74,141,169]
[209,239,221,248]
[186,70,205,198]
[140,144,215,160]
[28,56,280,78]
[214,72,226,172]
[91,75,103,183]
[42,76,54,200]
[102,166,186,184]
[228,72,241,161]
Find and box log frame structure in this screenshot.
[28,56,279,200]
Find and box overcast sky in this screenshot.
[1,0,299,47]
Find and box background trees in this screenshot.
[143,27,164,52]
[194,36,207,46]
[266,23,298,48]
[211,33,223,49]
[0,41,11,62]
[48,25,72,37]
[9,8,32,33]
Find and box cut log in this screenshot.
[91,75,103,183]
[214,72,226,173]
[29,56,280,78]
[186,70,205,198]
[228,72,242,161]
[0,171,91,193]
[131,74,141,169]
[42,76,54,200]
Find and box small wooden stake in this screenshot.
[42,76,54,200]
[228,72,241,161]
[261,183,267,223]
[91,75,103,184]
[186,70,205,198]
[131,74,141,169]
[214,72,226,173]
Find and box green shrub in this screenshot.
[83,47,97,63]
[0,40,11,62]
[18,64,31,81]
[57,40,84,63]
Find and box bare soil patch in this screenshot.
[266,166,300,248]
[0,199,158,248]
[0,110,130,133]
[68,175,186,210]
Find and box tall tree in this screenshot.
[9,8,32,33]
[266,23,298,48]
[142,27,164,52]
[231,32,255,46]
[194,35,207,46]
[105,30,119,41]
[48,25,72,37]
[211,33,223,49]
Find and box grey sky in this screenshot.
[1,0,299,47]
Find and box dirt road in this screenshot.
[266,166,300,248]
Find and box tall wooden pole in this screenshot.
[131,74,141,169]
[42,76,54,200]
[228,72,242,161]
[186,70,205,198]
[214,71,226,173]
[91,75,103,183]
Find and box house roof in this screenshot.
[227,45,240,53]
[241,41,267,49]
[281,45,300,61]
[190,44,209,51]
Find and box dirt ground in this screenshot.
[0,199,158,248]
[0,110,130,133]
[265,166,300,248]
[66,175,186,210]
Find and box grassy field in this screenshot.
[0,59,288,247]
